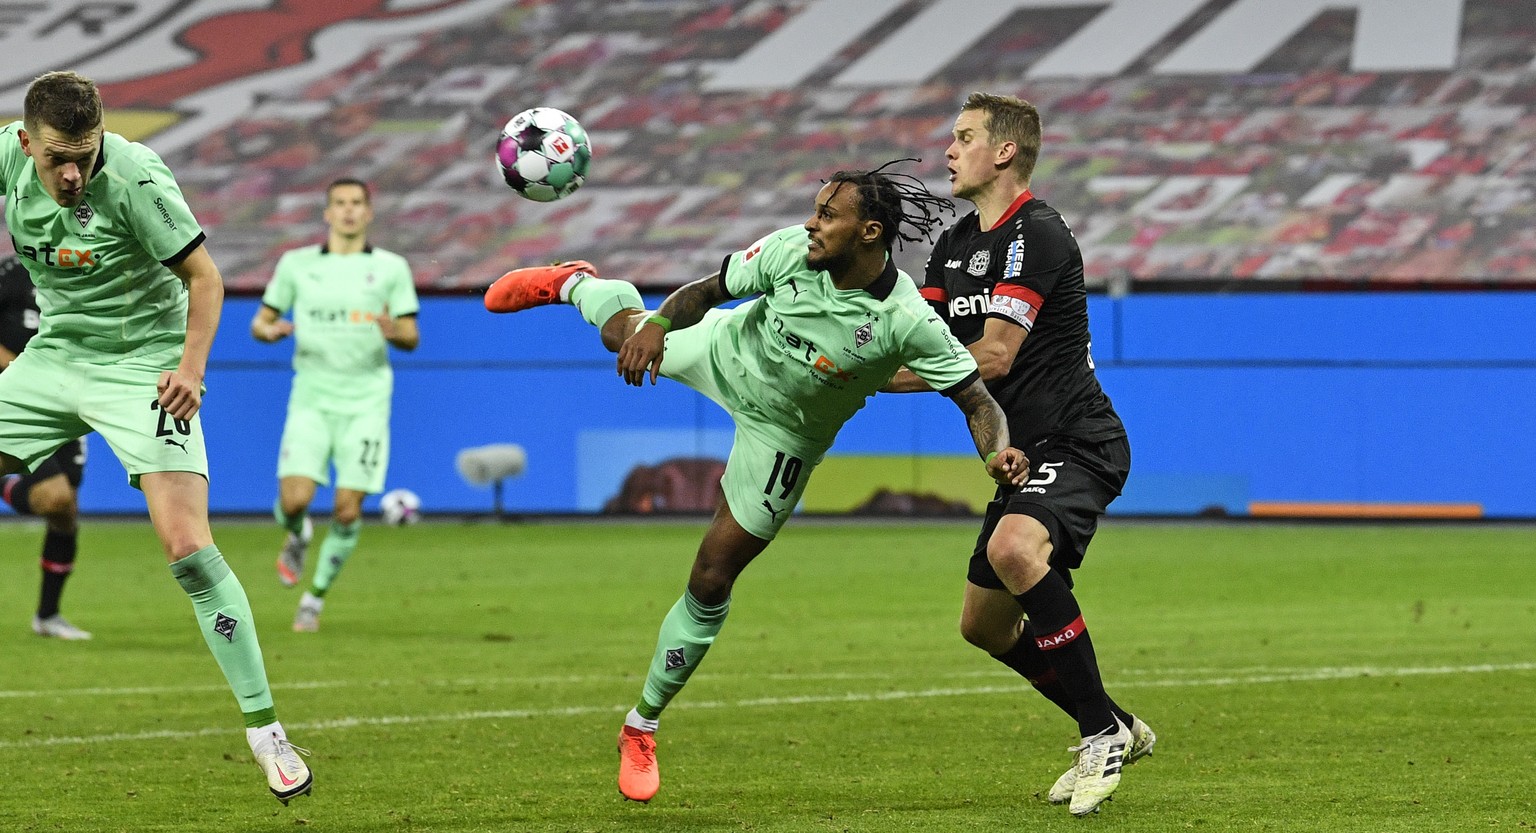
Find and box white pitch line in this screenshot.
[2,661,1533,751]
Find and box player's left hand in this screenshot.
[987,447,1030,487]
[616,318,667,386]
[376,305,397,340]
[157,368,203,421]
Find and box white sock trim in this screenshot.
[558,273,588,303]
[624,708,658,733]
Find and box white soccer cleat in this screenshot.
[32,614,93,641]
[247,722,313,804]
[1048,715,1156,805]
[292,592,324,633]
[1061,718,1133,816]
[276,515,313,587]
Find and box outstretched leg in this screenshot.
[485,261,662,353]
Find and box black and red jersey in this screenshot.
[0,255,38,357]
[921,190,1124,449]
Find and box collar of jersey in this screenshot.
[982,188,1035,232]
[91,134,106,177]
[320,243,374,254]
[861,256,898,301]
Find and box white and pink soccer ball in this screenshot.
[380,488,422,526]
[496,107,592,202]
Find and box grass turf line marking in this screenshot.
[2,661,1533,750]
[3,661,1533,701]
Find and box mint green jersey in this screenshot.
[711,225,978,449]
[261,244,417,413]
[0,122,204,364]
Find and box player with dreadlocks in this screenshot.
[484,161,1032,802]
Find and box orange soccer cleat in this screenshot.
[616,725,659,802]
[483,260,597,313]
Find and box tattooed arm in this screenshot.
[950,377,1030,486]
[616,272,733,386]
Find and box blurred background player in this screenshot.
[252,177,419,632]
[486,161,1030,802]
[0,254,91,640]
[887,92,1152,816]
[0,70,311,803]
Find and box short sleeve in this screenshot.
[919,230,953,316]
[902,311,979,396]
[720,226,799,299]
[124,150,204,265]
[987,218,1074,332]
[0,122,23,188]
[387,255,420,317]
[262,252,298,314]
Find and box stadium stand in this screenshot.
[141,0,1535,292]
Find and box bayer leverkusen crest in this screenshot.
[967,250,990,276]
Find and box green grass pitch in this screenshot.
[1,519,1532,832]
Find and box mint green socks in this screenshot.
[311,519,362,597]
[272,499,306,536]
[636,591,731,720]
[169,546,276,728]
[569,277,643,328]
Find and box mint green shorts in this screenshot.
[660,311,826,540]
[277,398,390,494]
[0,347,207,488]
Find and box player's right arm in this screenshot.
[253,251,298,343]
[616,271,732,387]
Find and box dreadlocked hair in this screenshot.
[827,158,954,252]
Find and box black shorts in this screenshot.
[16,437,87,495]
[967,434,1130,591]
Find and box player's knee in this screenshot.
[334,505,362,526]
[987,537,1049,580]
[27,481,76,520]
[959,615,1005,653]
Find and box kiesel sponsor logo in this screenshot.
[1004,239,1026,279]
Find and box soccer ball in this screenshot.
[380,488,422,526]
[496,107,591,202]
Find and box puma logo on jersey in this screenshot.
[163,438,189,453]
[762,500,787,522]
